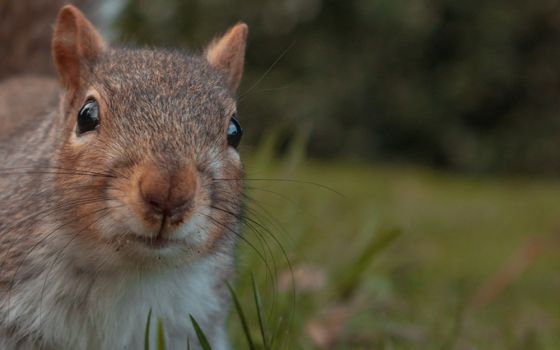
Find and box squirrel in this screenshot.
[0,5,248,350]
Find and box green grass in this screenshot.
[226,149,560,349]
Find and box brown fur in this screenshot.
[0,5,248,349]
[206,23,249,92]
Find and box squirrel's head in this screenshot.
[50,5,248,266]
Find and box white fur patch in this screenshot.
[0,239,230,350]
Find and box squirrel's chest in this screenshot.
[10,259,230,350]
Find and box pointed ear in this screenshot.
[52,5,105,93]
[205,23,248,93]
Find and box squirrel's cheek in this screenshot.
[227,147,241,163]
[173,212,209,245]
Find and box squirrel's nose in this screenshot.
[142,190,192,218]
[139,164,197,220]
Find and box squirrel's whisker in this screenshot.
[213,195,296,323]
[239,40,296,102]
[214,177,344,197]
[0,166,121,179]
[200,212,275,282]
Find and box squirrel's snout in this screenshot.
[138,164,198,222]
[142,188,193,219]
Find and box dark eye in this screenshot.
[227,114,243,148]
[77,99,100,134]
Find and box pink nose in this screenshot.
[139,164,197,219]
[141,189,192,217]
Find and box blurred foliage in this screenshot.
[115,0,560,175]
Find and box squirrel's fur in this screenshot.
[0,5,248,349]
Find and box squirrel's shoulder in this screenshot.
[0,75,59,141]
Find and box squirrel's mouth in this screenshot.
[127,234,183,249]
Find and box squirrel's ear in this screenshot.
[206,23,248,93]
[52,5,105,93]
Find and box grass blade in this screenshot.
[144,309,152,350]
[338,228,402,299]
[189,314,212,350]
[252,275,270,349]
[269,315,285,349]
[157,318,166,350]
[227,282,256,350]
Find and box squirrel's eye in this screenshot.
[77,99,100,134]
[227,114,243,148]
